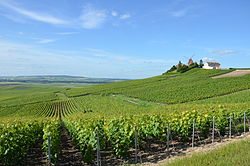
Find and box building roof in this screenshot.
[207,62,220,65]
[188,58,194,65]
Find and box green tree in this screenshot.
[167,65,177,73]
[199,59,204,68]
[177,65,189,73]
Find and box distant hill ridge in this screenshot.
[0,75,129,84]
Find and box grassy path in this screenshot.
[55,92,69,100]
[166,134,250,166]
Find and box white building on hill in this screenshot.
[203,62,221,69]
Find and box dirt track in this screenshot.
[212,70,250,78]
[57,126,85,166]
[143,133,250,166]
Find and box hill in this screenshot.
[63,68,250,104]
[1,68,250,165]
[0,75,128,84]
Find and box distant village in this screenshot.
[165,58,221,73]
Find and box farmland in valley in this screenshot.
[1,68,250,165]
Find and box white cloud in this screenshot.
[79,4,107,29]
[111,11,118,16]
[211,50,237,55]
[201,57,216,62]
[0,1,68,25]
[119,14,131,19]
[31,38,56,44]
[0,40,175,78]
[37,39,56,44]
[0,2,132,30]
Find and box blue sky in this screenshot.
[0,0,250,79]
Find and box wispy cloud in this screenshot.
[202,57,216,62]
[55,32,79,35]
[119,14,131,19]
[111,11,118,17]
[0,1,131,29]
[83,48,174,65]
[211,50,237,55]
[36,39,56,44]
[31,37,56,44]
[0,1,68,25]
[0,40,174,78]
[79,4,107,29]
[170,7,192,17]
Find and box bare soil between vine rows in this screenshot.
[57,126,85,166]
[21,140,47,166]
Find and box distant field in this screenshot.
[0,75,128,84]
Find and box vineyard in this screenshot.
[1,68,250,165]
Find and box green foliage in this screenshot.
[193,89,250,104]
[177,65,189,73]
[235,123,249,132]
[165,65,177,73]
[1,68,250,165]
[63,108,250,163]
[62,69,250,105]
[176,62,198,73]
[189,62,199,69]
[0,120,43,165]
[199,59,204,67]
[42,120,61,164]
[106,117,135,157]
[64,119,105,163]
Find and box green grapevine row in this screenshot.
[63,69,250,104]
[43,120,62,164]
[33,99,81,118]
[64,108,250,163]
[0,119,62,165]
[0,120,43,165]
